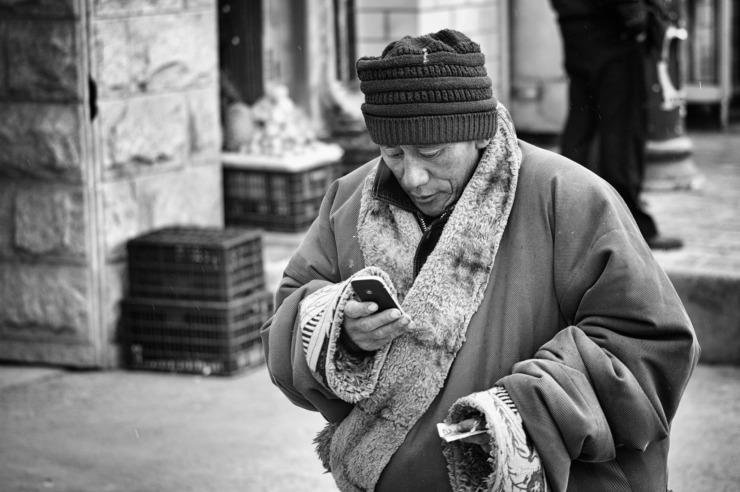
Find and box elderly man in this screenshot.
[261,29,699,491]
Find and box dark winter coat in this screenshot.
[262,105,699,491]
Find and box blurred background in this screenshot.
[0,1,738,491]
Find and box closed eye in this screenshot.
[419,148,443,158]
[383,147,404,160]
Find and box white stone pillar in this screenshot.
[0,0,223,367]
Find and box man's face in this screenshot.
[380,140,488,217]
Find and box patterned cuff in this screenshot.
[491,385,518,414]
[442,386,547,491]
[300,282,348,384]
[298,266,396,403]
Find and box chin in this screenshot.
[418,205,444,217]
[413,197,449,217]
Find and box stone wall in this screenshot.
[0,0,222,367]
[354,0,510,106]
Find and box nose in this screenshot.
[401,157,429,190]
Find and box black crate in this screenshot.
[222,148,342,232]
[122,290,273,376]
[127,227,264,301]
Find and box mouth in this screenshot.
[412,194,436,203]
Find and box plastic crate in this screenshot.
[122,289,274,376]
[127,227,264,301]
[325,130,380,176]
[222,144,343,232]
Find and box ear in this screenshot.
[474,139,490,149]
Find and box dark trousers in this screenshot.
[560,49,659,239]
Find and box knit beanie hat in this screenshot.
[356,29,498,146]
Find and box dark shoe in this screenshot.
[646,234,683,250]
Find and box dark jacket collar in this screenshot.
[371,159,418,214]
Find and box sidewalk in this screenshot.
[1,125,739,491]
[0,362,738,491]
[0,365,337,492]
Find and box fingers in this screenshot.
[343,300,414,352]
[460,432,489,447]
[359,313,412,351]
[456,418,491,454]
[345,300,413,330]
[344,299,378,319]
[455,418,481,432]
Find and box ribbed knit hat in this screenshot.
[356,29,497,146]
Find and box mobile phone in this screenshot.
[350,275,404,313]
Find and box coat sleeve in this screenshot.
[498,174,700,491]
[260,180,355,423]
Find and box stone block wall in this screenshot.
[354,0,510,105]
[0,0,222,367]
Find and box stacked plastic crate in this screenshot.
[222,143,344,232]
[121,227,272,376]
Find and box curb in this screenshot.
[665,268,740,365]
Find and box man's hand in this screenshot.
[342,299,414,352]
[457,418,491,454]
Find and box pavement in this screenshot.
[0,362,737,492]
[2,121,740,492]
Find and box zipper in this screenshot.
[418,214,428,233]
[413,207,453,276]
[416,207,452,233]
